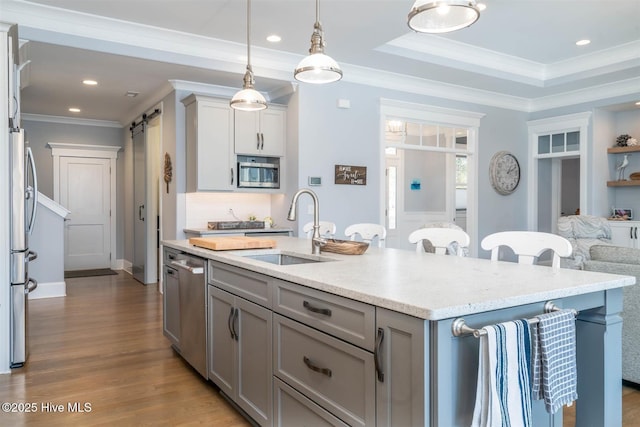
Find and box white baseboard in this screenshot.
[122,259,133,275]
[112,258,125,270]
[28,281,66,299]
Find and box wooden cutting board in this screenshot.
[189,236,277,251]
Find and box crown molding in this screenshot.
[343,63,532,111]
[22,113,122,128]
[379,34,545,86]
[529,77,640,112]
[381,33,640,88]
[4,0,639,116]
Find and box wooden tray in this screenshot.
[630,172,640,180]
[189,236,276,251]
[321,239,369,255]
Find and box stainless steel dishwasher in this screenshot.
[167,252,207,378]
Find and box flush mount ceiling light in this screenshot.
[294,0,342,84]
[82,79,98,86]
[408,0,480,34]
[230,0,267,111]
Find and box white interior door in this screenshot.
[60,157,111,270]
[386,148,454,250]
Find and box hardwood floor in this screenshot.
[0,272,250,426]
[1,271,638,426]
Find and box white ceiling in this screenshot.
[3,0,640,125]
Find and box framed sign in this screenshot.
[335,165,367,185]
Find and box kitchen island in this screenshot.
[163,236,635,427]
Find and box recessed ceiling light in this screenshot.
[266,34,281,43]
[125,91,139,98]
[476,3,487,11]
[82,79,98,86]
[68,107,81,113]
[576,39,591,46]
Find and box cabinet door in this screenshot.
[609,222,640,249]
[185,97,234,191]
[236,297,273,426]
[375,308,427,427]
[208,286,236,396]
[234,108,285,157]
[234,110,261,155]
[259,108,286,157]
[163,266,180,348]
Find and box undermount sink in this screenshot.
[241,252,328,266]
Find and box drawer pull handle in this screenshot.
[303,301,332,317]
[635,227,638,240]
[374,327,384,382]
[303,356,332,377]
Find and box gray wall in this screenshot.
[22,119,125,258]
[294,81,530,255]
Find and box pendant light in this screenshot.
[230,0,267,111]
[408,0,480,34]
[294,0,342,84]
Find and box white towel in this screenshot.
[471,319,532,427]
[531,309,578,414]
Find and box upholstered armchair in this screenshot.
[584,245,640,385]
[557,215,613,269]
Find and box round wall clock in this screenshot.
[489,151,520,195]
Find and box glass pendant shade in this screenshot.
[294,0,342,84]
[294,52,342,84]
[230,87,267,111]
[230,67,267,111]
[408,0,480,33]
[231,0,267,111]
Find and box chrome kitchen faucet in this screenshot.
[287,188,325,255]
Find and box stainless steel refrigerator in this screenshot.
[6,24,39,369]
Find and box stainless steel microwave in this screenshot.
[237,161,280,188]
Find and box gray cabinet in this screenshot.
[273,314,375,427]
[208,265,273,426]
[183,94,235,191]
[162,264,180,348]
[273,279,376,350]
[203,258,429,426]
[235,107,286,157]
[375,308,428,427]
[273,378,349,427]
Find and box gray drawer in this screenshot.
[163,246,181,264]
[273,378,348,427]
[209,261,271,308]
[273,280,375,350]
[273,314,375,427]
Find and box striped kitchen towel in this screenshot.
[471,319,532,427]
[531,309,578,414]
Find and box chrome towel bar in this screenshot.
[451,301,578,338]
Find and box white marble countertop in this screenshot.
[163,236,635,321]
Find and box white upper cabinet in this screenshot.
[234,106,286,157]
[183,95,235,192]
[609,220,640,249]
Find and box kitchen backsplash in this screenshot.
[185,192,272,229]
